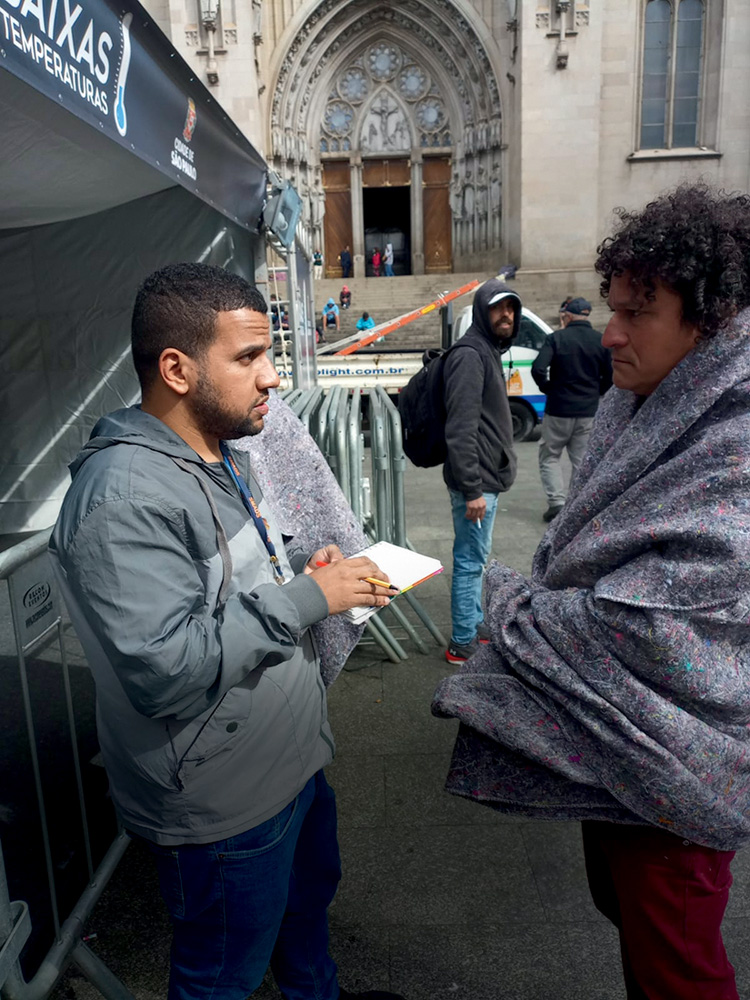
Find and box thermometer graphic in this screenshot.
[114,12,133,137]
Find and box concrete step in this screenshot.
[314,267,606,330]
[273,266,609,353]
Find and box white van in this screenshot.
[453,302,553,441]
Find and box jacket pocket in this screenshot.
[171,689,252,786]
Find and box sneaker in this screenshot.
[340,992,407,1000]
[476,622,491,644]
[543,504,564,523]
[445,638,479,663]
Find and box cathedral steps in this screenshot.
[314,272,490,349]
[313,266,606,349]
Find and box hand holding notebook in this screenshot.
[340,541,443,624]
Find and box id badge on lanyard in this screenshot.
[220,443,285,585]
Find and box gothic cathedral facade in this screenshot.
[142,0,749,279]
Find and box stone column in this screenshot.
[350,157,365,279]
[410,153,424,275]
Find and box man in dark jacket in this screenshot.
[443,279,519,663]
[531,297,612,522]
[339,245,352,278]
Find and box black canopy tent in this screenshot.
[0,0,269,534]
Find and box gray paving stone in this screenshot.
[328,657,459,757]
[388,921,626,1000]
[328,754,387,829]
[519,821,602,922]
[384,752,509,828]
[332,825,545,927]
[725,846,750,917]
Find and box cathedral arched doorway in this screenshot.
[269,0,503,278]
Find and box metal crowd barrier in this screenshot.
[0,531,134,1000]
[280,386,446,659]
[368,388,447,650]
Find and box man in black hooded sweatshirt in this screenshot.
[443,279,520,663]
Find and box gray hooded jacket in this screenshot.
[49,406,333,845]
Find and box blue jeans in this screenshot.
[449,490,499,645]
[145,771,341,1000]
[384,263,394,276]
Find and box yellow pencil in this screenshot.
[364,577,400,592]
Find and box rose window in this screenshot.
[398,65,428,102]
[367,43,401,82]
[415,97,446,133]
[338,68,370,104]
[323,101,354,137]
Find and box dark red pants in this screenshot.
[582,821,738,999]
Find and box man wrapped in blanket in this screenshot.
[433,183,750,1000]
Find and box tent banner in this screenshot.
[0,0,267,230]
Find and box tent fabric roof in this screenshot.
[0,0,267,231]
[1,70,175,229]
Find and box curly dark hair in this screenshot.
[595,183,750,338]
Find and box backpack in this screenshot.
[398,344,460,468]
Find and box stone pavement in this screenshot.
[43,441,750,1000]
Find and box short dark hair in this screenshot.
[131,262,267,389]
[362,312,369,320]
[595,183,750,339]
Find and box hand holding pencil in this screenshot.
[307,546,395,616]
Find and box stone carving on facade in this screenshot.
[185,29,198,47]
[475,164,488,250]
[312,174,325,230]
[360,91,411,152]
[449,169,464,255]
[299,176,311,228]
[490,160,502,247]
[490,116,502,148]
[575,10,590,27]
[271,0,500,130]
[536,12,550,29]
[463,123,475,155]
[251,0,262,43]
[461,168,475,252]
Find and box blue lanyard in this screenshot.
[219,442,285,585]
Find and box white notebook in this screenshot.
[344,540,443,624]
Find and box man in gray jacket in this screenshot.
[50,263,400,1000]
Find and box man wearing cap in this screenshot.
[442,279,519,663]
[531,297,612,522]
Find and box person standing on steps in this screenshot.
[531,297,612,523]
[383,243,394,277]
[339,245,351,279]
[442,278,520,664]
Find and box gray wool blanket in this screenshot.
[234,392,367,686]
[433,309,750,850]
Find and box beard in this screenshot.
[190,372,265,441]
